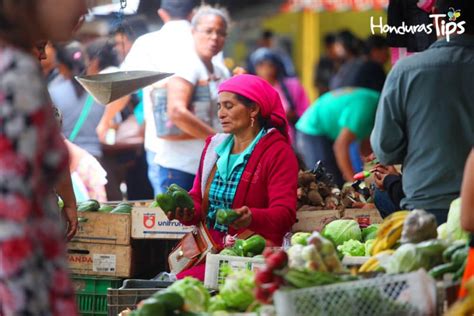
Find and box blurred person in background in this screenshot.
[296,88,380,187]
[0,0,87,314]
[87,37,153,200]
[329,30,362,90]
[96,0,201,196]
[313,33,339,95]
[353,35,389,92]
[113,19,149,63]
[161,5,231,192]
[247,29,296,77]
[49,41,105,161]
[251,47,309,142]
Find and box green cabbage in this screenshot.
[337,240,365,257]
[167,277,210,312]
[446,198,469,241]
[384,239,447,274]
[219,267,256,312]
[365,239,375,256]
[437,223,448,240]
[291,232,311,246]
[208,295,227,312]
[322,220,362,246]
[361,224,379,242]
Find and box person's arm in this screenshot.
[370,68,407,165]
[461,149,474,232]
[384,174,405,209]
[56,172,78,241]
[244,144,298,243]
[96,95,130,142]
[333,128,357,182]
[167,77,215,139]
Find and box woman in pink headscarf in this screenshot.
[167,74,298,281]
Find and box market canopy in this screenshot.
[285,0,388,12]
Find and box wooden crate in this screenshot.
[73,212,131,245]
[131,205,193,240]
[67,240,171,278]
[67,242,132,278]
[292,210,340,232]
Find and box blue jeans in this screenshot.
[296,132,344,187]
[158,166,195,193]
[146,150,162,196]
[374,188,400,218]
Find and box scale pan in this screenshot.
[75,71,173,104]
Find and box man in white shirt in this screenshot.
[97,0,200,194]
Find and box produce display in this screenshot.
[76,199,132,214]
[155,184,194,215]
[218,234,266,257]
[321,219,362,246]
[446,279,474,316]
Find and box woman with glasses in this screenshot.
[152,5,231,193]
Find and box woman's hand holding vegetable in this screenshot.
[230,206,252,229]
[166,207,195,223]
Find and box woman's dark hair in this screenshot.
[250,47,287,78]
[55,41,87,76]
[86,38,119,71]
[0,0,39,50]
[336,30,361,57]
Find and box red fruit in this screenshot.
[263,247,274,258]
[255,286,271,304]
[266,251,288,270]
[255,267,274,285]
[273,274,284,286]
[267,282,280,295]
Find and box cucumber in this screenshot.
[451,246,469,267]
[172,190,194,209]
[443,241,467,262]
[453,260,467,282]
[98,204,114,213]
[429,262,459,279]
[77,199,100,212]
[110,204,132,214]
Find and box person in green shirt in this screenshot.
[296,87,380,187]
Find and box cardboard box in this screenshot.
[204,253,266,289]
[73,212,131,245]
[67,240,170,278]
[68,242,132,277]
[131,206,193,240]
[292,210,340,232]
[342,208,383,226]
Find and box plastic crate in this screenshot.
[107,280,171,316]
[72,275,122,316]
[273,270,440,316]
[204,253,266,289]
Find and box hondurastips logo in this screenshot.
[371,8,466,42]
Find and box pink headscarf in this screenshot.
[218,74,290,141]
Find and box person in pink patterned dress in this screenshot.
[0,0,87,315]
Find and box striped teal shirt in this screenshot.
[207,129,266,232]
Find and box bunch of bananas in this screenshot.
[370,211,410,256]
[358,249,394,273]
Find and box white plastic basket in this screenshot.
[204,253,265,289]
[273,270,439,316]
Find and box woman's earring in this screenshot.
[251,117,255,127]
